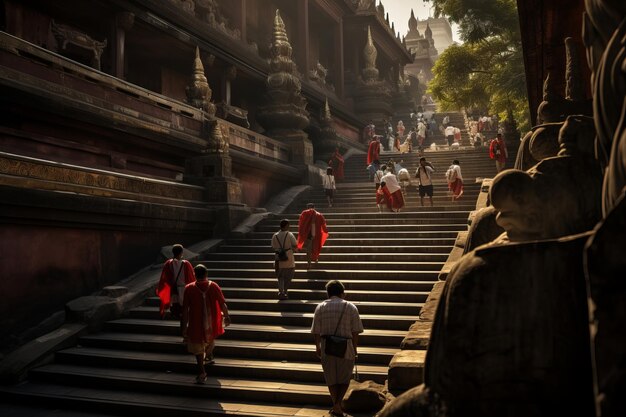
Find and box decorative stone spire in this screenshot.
[386,13,390,26]
[322,97,332,123]
[425,22,433,39]
[362,26,379,82]
[377,1,384,18]
[408,9,418,32]
[257,10,309,132]
[564,37,585,102]
[391,21,395,32]
[186,46,216,116]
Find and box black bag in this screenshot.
[323,302,350,358]
[274,233,290,261]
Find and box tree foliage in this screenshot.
[425,0,530,131]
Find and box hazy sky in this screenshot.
[382,0,462,43]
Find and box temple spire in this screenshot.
[408,9,418,32]
[186,46,215,116]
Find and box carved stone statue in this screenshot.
[515,38,593,171]
[256,10,309,133]
[50,20,107,71]
[582,2,626,416]
[362,26,379,83]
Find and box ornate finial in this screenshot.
[386,13,390,26]
[425,22,433,39]
[362,26,379,82]
[542,72,554,101]
[186,46,215,116]
[377,1,384,17]
[409,9,418,32]
[565,37,585,101]
[324,97,331,119]
[257,9,309,132]
[391,22,395,32]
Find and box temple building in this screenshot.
[0,0,415,339]
[403,9,438,87]
[415,16,454,53]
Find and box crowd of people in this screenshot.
[150,114,508,415]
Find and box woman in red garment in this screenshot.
[297,203,329,269]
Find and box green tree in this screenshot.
[426,0,530,131]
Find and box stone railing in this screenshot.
[0,151,205,205]
[0,31,206,147]
[221,119,292,164]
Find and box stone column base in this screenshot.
[271,130,314,165]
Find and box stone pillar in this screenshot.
[113,12,134,79]
[296,0,310,81]
[335,21,345,98]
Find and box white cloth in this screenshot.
[271,230,297,269]
[323,174,336,190]
[311,297,364,360]
[374,169,384,184]
[416,165,434,186]
[381,172,401,194]
[447,164,463,181]
[170,259,186,304]
[444,126,455,136]
[417,122,426,137]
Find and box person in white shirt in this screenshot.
[323,167,336,207]
[374,166,384,190]
[311,280,364,417]
[446,159,464,202]
[271,219,298,299]
[415,157,435,206]
[381,167,405,212]
[417,121,427,147]
[445,125,455,147]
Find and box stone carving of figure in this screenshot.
[582,2,626,416]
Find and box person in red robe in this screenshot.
[376,181,393,212]
[328,147,345,181]
[156,244,196,330]
[367,136,381,166]
[297,203,329,269]
[182,264,231,384]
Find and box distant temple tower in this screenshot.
[416,16,454,52]
[404,9,438,87]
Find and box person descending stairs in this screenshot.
[0,147,498,416]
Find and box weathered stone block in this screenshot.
[388,350,426,393]
[342,380,390,413]
[65,296,122,326]
[99,286,128,298]
[418,281,445,322]
[401,320,433,350]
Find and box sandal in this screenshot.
[195,374,207,384]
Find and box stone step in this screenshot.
[128,307,418,330]
[298,206,476,213]
[272,211,472,219]
[199,277,437,291]
[197,260,444,271]
[0,381,330,416]
[29,364,332,407]
[77,333,398,365]
[202,270,440,281]
[247,231,460,239]
[170,287,430,303]
[144,296,426,314]
[256,224,467,233]
[54,347,389,384]
[225,237,456,246]
[218,245,454,254]
[105,320,407,346]
[200,252,450,262]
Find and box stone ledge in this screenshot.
[0,323,86,384]
[438,231,467,281]
[418,281,446,322]
[400,320,433,350]
[387,350,427,393]
[476,178,493,210]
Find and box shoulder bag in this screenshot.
[323,302,350,358]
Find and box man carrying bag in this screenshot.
[311,280,364,417]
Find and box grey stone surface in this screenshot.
[376,384,431,417]
[65,296,123,325]
[418,281,445,322]
[0,323,86,383]
[342,380,390,413]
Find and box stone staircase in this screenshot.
[427,111,471,146]
[0,147,497,416]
